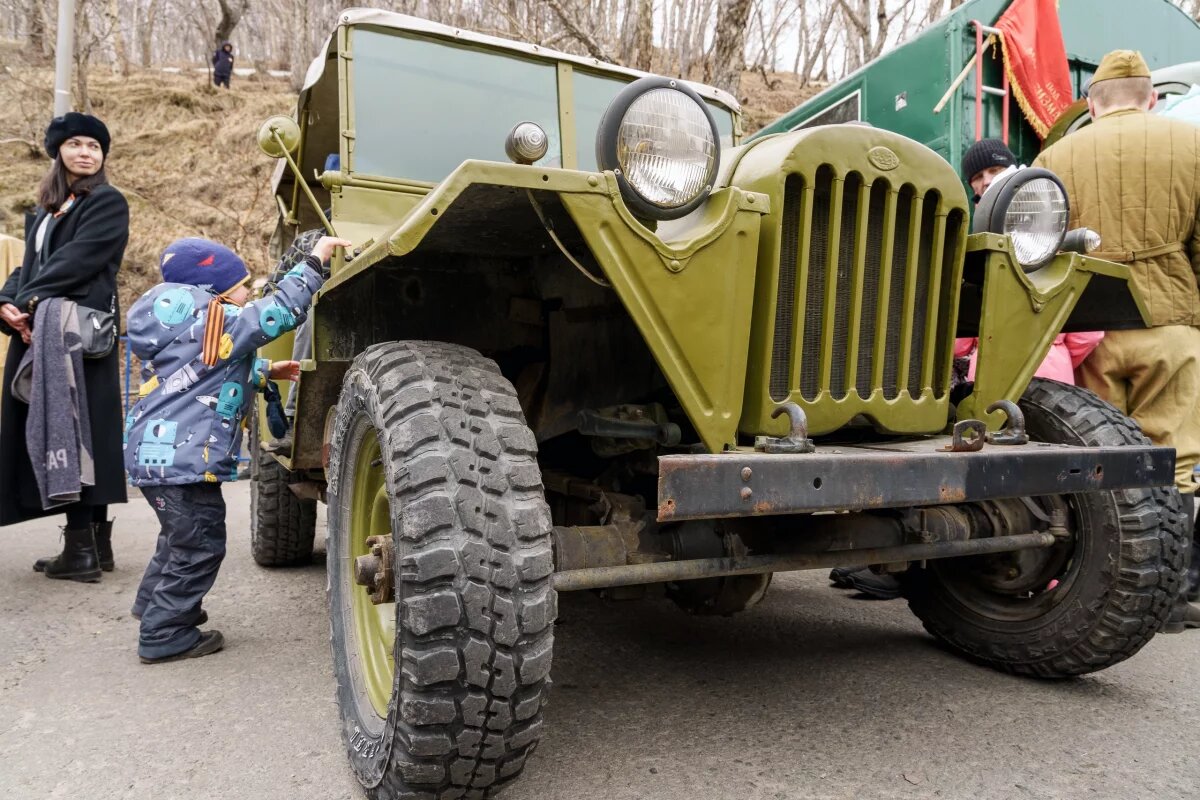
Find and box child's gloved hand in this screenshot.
[269,360,301,382]
[310,236,353,267]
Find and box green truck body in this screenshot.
[249,11,1181,800]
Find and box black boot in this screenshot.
[1163,598,1200,633]
[94,519,115,572]
[42,526,102,583]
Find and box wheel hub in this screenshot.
[354,535,394,605]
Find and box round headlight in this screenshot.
[596,76,719,220]
[972,167,1070,270]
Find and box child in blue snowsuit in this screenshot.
[124,234,347,663]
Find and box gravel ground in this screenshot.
[1,482,1197,800]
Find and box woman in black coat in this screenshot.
[0,112,129,582]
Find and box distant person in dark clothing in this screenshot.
[212,42,234,89]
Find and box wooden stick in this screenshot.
[933,34,996,114]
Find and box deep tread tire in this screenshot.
[250,452,318,567]
[271,227,324,283]
[249,228,324,568]
[327,341,555,799]
[905,378,1187,678]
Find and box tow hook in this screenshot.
[985,399,1029,445]
[353,535,394,605]
[755,403,816,454]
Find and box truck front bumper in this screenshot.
[657,436,1174,522]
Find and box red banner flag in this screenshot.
[994,0,1073,138]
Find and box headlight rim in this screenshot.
[972,166,1070,271]
[595,75,720,221]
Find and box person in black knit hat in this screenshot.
[0,112,128,582]
[961,138,1017,202]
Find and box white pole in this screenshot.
[52,0,76,116]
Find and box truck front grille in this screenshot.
[769,166,964,406]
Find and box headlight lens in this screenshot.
[597,77,720,220]
[617,88,717,208]
[971,167,1070,270]
[1003,178,1070,266]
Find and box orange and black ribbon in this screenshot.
[200,296,225,366]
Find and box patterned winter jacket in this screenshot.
[123,257,323,486]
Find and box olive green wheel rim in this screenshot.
[349,427,396,720]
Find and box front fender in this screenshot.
[957,233,1149,429]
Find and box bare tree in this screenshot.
[711,0,752,94]
[25,0,48,58]
[541,0,617,62]
[213,0,249,50]
[632,0,652,71]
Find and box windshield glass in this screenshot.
[350,28,736,181]
[352,28,562,181]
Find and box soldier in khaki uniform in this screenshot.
[1034,50,1200,630]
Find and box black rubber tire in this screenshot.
[248,227,324,568]
[905,378,1187,678]
[326,341,555,799]
[270,227,325,284]
[250,440,318,567]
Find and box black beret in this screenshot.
[44,112,111,159]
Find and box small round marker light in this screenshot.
[505,122,549,165]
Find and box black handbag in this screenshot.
[76,295,116,359]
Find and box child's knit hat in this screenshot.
[160,237,251,366]
[160,237,249,296]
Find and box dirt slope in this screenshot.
[0,64,294,311]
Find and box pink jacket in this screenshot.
[954,332,1105,385]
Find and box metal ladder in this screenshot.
[972,19,1010,143]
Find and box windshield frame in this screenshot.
[336,22,740,185]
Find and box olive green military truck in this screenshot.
[250,10,1185,799]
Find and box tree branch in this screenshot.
[541,0,617,63]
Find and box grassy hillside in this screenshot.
[0,54,818,314]
[0,63,294,312]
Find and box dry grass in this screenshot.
[0,59,294,310]
[0,51,816,312]
[739,70,826,134]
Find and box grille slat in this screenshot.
[770,175,805,402]
[896,191,926,396]
[870,186,898,391]
[768,165,962,413]
[843,177,871,394]
[799,167,834,402]
[882,188,914,399]
[822,173,852,397]
[920,208,949,391]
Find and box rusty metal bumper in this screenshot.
[657,436,1174,522]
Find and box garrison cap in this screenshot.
[1091,50,1151,86]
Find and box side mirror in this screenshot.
[257,115,301,159]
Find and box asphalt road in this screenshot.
[2,482,1198,800]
